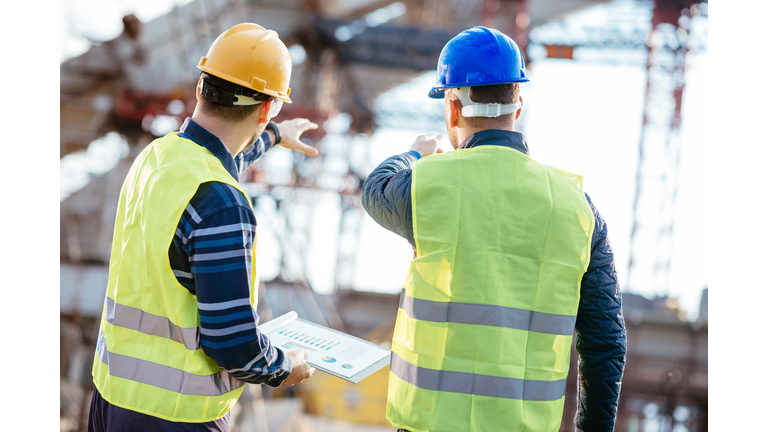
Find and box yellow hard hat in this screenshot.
[198,23,292,103]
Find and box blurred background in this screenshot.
[59,0,708,431]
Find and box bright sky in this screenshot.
[60,0,708,319]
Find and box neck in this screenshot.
[455,122,515,148]
[190,110,254,157]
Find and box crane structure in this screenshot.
[61,0,612,290]
[59,2,708,430]
[520,0,708,296]
[627,0,705,295]
[61,0,710,294]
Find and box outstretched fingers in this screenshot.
[301,119,319,132]
[277,118,321,156]
[297,120,319,155]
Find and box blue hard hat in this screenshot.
[428,26,530,99]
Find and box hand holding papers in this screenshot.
[280,349,316,386]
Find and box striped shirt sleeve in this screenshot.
[169,181,291,386]
[234,127,274,175]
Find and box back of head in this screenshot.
[196,73,268,123]
[461,83,521,129]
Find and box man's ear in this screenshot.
[448,98,461,128]
[515,95,523,121]
[257,99,273,124]
[196,77,204,100]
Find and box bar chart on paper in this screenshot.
[278,330,342,352]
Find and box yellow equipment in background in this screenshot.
[291,321,395,425]
[299,366,390,425]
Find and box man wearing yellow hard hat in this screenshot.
[88,23,317,431]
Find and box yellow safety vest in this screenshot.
[92,132,257,422]
[386,145,595,432]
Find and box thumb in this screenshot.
[299,142,319,156]
[302,350,308,359]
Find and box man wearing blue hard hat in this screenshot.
[362,27,626,432]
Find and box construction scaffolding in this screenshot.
[60,1,708,431]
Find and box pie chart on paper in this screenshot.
[321,356,337,363]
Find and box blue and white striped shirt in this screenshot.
[169,118,290,386]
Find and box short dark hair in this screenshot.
[459,83,520,128]
[198,73,263,124]
[468,83,520,104]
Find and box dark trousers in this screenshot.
[88,387,230,432]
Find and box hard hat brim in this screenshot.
[428,87,446,99]
[428,77,531,99]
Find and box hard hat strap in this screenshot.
[449,87,521,118]
[201,74,271,107]
[232,94,265,106]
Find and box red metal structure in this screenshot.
[627,0,699,296]
[60,1,707,430]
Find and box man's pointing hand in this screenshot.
[276,118,320,156]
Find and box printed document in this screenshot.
[258,311,391,383]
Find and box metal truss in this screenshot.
[626,2,700,294]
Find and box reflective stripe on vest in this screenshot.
[95,331,242,396]
[399,289,577,336]
[106,296,200,351]
[386,145,595,432]
[390,352,566,402]
[92,133,256,423]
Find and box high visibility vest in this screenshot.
[92,132,257,423]
[386,145,595,432]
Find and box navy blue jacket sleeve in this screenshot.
[574,193,627,432]
[361,152,418,246]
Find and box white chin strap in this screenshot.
[232,94,262,106]
[449,87,521,118]
[232,95,283,117]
